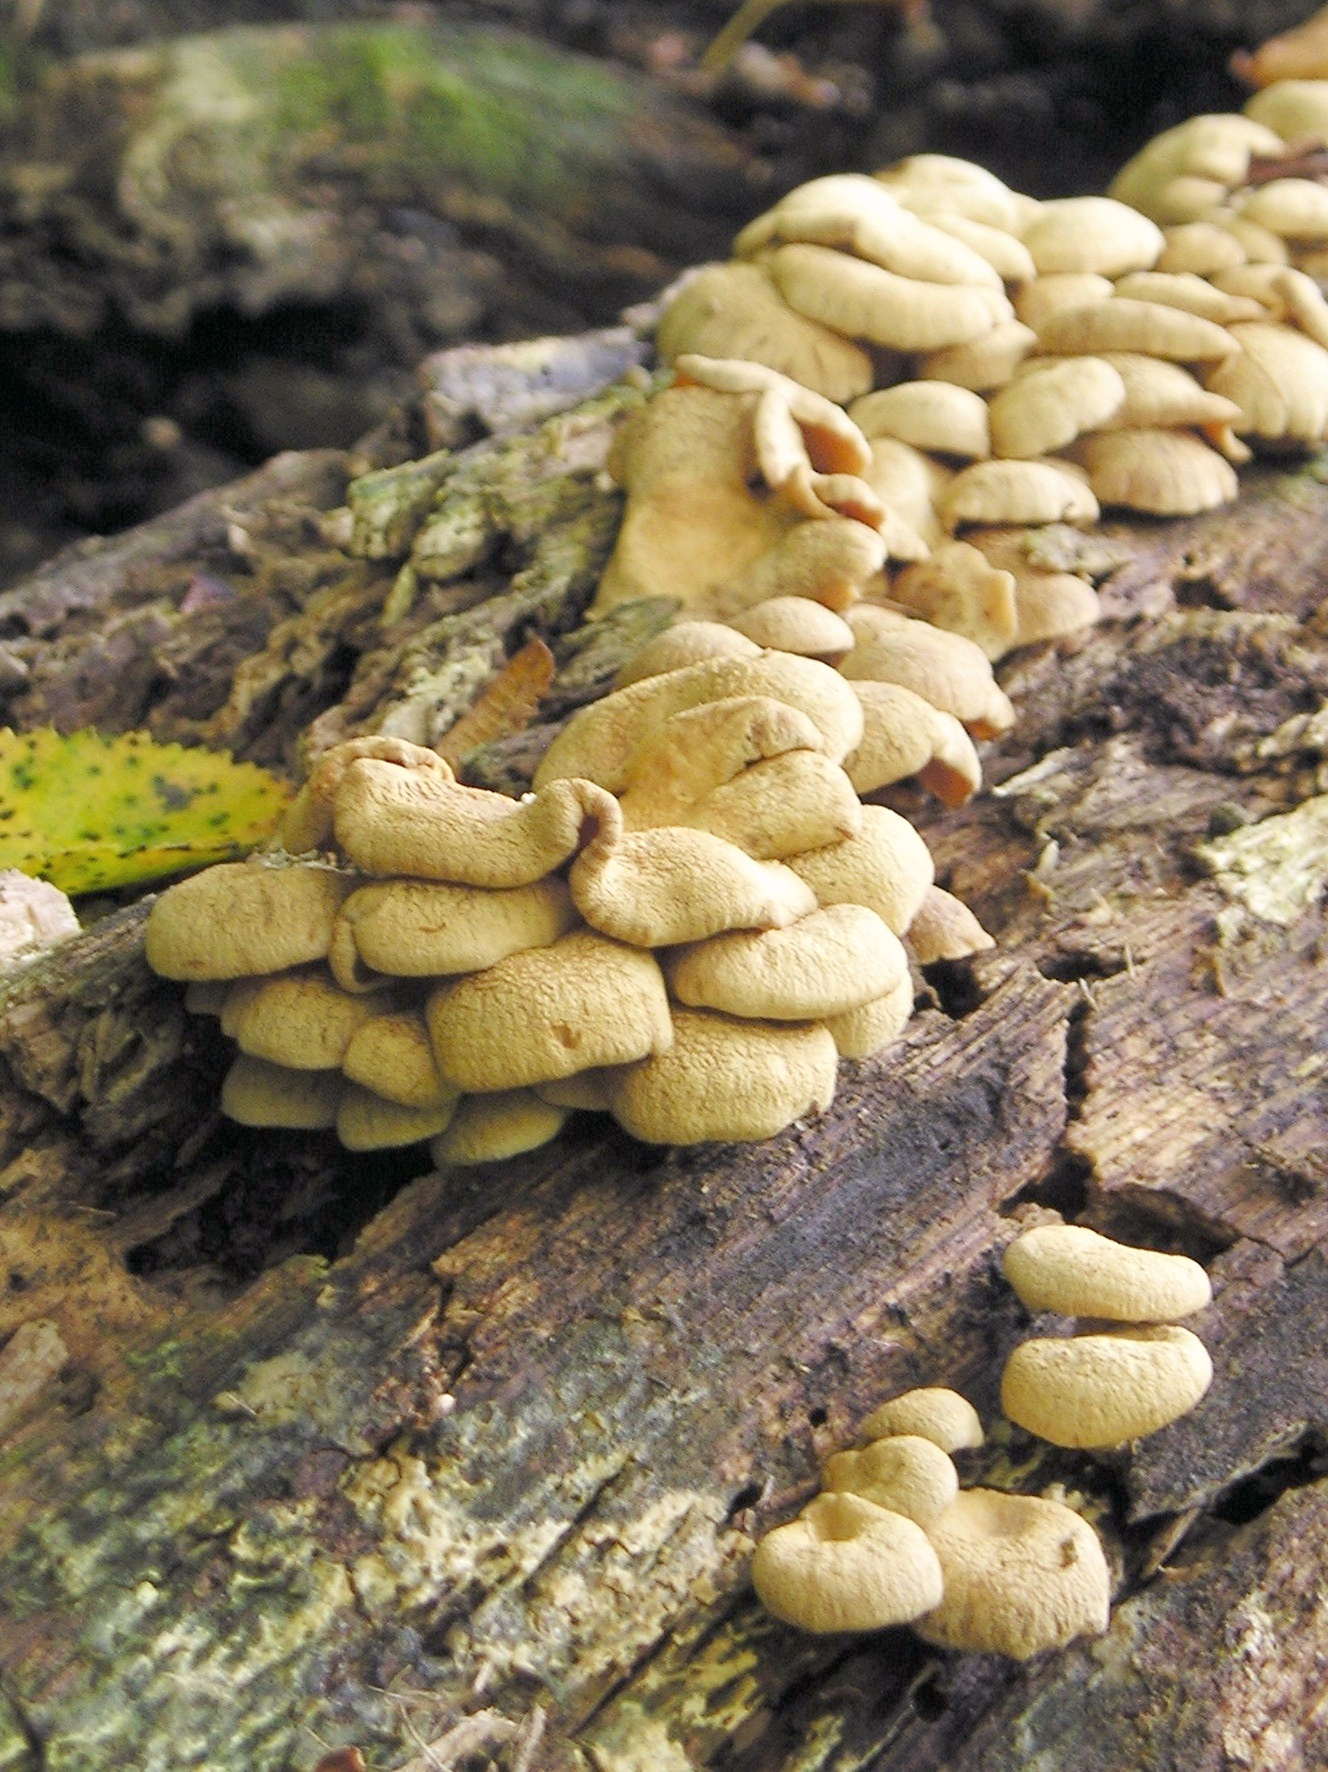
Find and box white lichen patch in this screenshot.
[1194,793,1328,924]
[214,1347,375,1453]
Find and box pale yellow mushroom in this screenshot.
[1034,298,1238,362]
[848,382,991,460]
[784,802,934,935]
[533,1070,615,1113]
[612,621,761,690]
[860,1387,984,1452]
[569,824,816,947]
[655,260,873,404]
[1232,13,1328,89]
[914,1488,1111,1659]
[335,1084,456,1152]
[1020,195,1165,277]
[726,597,856,662]
[342,1008,456,1110]
[889,541,1019,661]
[1011,271,1115,333]
[822,1435,959,1528]
[677,354,873,479]
[768,243,1013,354]
[606,1007,838,1144]
[1207,262,1296,315]
[841,679,984,806]
[228,965,384,1070]
[1268,265,1328,351]
[220,1053,344,1129]
[750,1490,944,1634]
[963,528,1101,650]
[1001,1222,1213,1322]
[777,459,889,529]
[858,436,949,554]
[939,458,1100,530]
[532,651,865,793]
[328,875,577,988]
[1068,427,1239,515]
[1001,1324,1214,1448]
[840,606,1016,738]
[733,173,905,257]
[706,517,890,622]
[1106,113,1285,223]
[279,735,455,854]
[924,211,1038,284]
[1090,353,1245,431]
[664,903,909,1022]
[332,759,617,889]
[1243,78,1328,144]
[1203,319,1328,443]
[1110,270,1266,325]
[1212,212,1290,265]
[822,973,915,1059]
[430,1089,569,1165]
[988,356,1126,460]
[426,929,673,1092]
[1155,220,1248,276]
[876,154,1035,234]
[917,319,1039,391]
[1236,176,1328,240]
[905,885,996,964]
[145,860,355,982]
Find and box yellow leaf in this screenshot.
[0,728,291,894]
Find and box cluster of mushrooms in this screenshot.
[144,647,977,1156]
[632,76,1328,676]
[750,1223,1213,1658]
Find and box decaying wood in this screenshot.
[1,335,1328,1771]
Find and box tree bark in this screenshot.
[1,336,1328,1772]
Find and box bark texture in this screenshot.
[1,334,1327,1771]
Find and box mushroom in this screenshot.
[905,885,996,964]
[278,735,454,854]
[328,875,577,989]
[1020,195,1165,276]
[1033,299,1238,363]
[1012,273,1114,332]
[220,1053,344,1129]
[1090,353,1245,432]
[332,760,617,889]
[532,651,865,794]
[987,357,1127,460]
[1110,270,1267,326]
[655,260,873,404]
[336,1085,457,1151]
[1243,78,1328,144]
[913,1488,1111,1659]
[1235,176,1328,241]
[859,1386,984,1453]
[783,803,935,936]
[823,974,915,1059]
[613,622,761,689]
[1000,1324,1214,1448]
[889,542,1019,661]
[939,458,1100,531]
[144,860,354,981]
[876,154,1036,234]
[726,597,856,663]
[341,1008,455,1109]
[706,518,890,622]
[768,243,1013,354]
[917,319,1039,391]
[848,382,991,460]
[1105,113,1285,224]
[1155,220,1248,276]
[429,1089,569,1165]
[841,680,984,807]
[1001,1222,1213,1322]
[569,824,817,947]
[664,903,909,1023]
[749,1491,944,1634]
[925,211,1038,284]
[839,606,1016,738]
[426,929,673,1093]
[821,1434,959,1528]
[1232,13,1328,87]
[957,528,1102,650]
[676,355,872,481]
[228,965,385,1069]
[605,1007,838,1144]
[1067,428,1239,515]
[1203,319,1328,444]
[858,436,949,554]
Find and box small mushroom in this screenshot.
[329,875,577,988]
[228,965,384,1069]
[1203,319,1328,443]
[1243,78,1328,144]
[706,518,890,622]
[925,211,1038,284]
[913,1488,1111,1659]
[1155,220,1248,276]
[1091,352,1245,431]
[1110,270,1266,325]
[840,606,1016,738]
[917,319,1039,391]
[859,1387,984,1453]
[1232,14,1328,87]
[822,974,915,1059]
[1012,272,1115,332]
[613,622,761,689]
[342,1008,455,1109]
[336,1085,456,1152]
[606,1007,838,1144]
[430,1089,569,1165]
[1000,1324,1214,1448]
[1068,427,1239,515]
[1001,1222,1213,1322]
[784,803,935,936]
[768,243,1012,354]
[987,357,1127,459]
[876,154,1035,234]
[889,542,1019,661]
[1106,113,1284,224]
[677,355,872,480]
[905,885,996,964]
[859,436,950,554]
[1236,176,1328,240]
[278,735,454,854]
[939,458,1100,530]
[821,1435,959,1528]
[842,679,984,807]
[426,929,673,1093]
[144,860,354,981]
[727,597,856,662]
[569,824,817,946]
[960,527,1102,649]
[664,903,909,1022]
[750,1491,944,1634]
[848,382,991,460]
[220,1053,344,1129]
[1034,299,1238,363]
[1020,195,1165,276]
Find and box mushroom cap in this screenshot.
[925,211,1038,284]
[664,903,909,1022]
[988,357,1127,460]
[1111,270,1267,326]
[229,965,383,1070]
[727,597,857,661]
[1204,319,1328,443]
[1000,1324,1214,1448]
[785,802,934,935]
[905,885,995,964]
[913,1488,1111,1659]
[533,651,865,793]
[676,356,873,479]
[822,972,915,1059]
[335,1084,456,1151]
[750,1490,944,1633]
[859,1387,984,1453]
[1033,299,1238,363]
[1068,427,1239,515]
[705,516,889,621]
[840,604,1017,738]
[329,875,576,984]
[655,260,873,403]
[890,541,1019,661]
[1243,79,1328,144]
[939,457,1100,530]
[1106,113,1284,221]
[1012,272,1115,333]
[614,622,762,689]
[1236,176,1328,240]
[279,735,455,854]
[220,1053,344,1129]
[848,382,991,460]
[569,824,816,946]
[768,242,1012,354]
[333,758,616,889]
[430,1089,569,1165]
[426,929,673,1093]
[859,436,950,553]
[918,319,1039,391]
[144,861,354,982]
[876,154,1034,234]
[734,174,906,256]
[842,679,983,806]
[1020,195,1165,277]
[821,1434,960,1528]
[606,1007,838,1144]
[1001,1222,1213,1322]
[1091,352,1244,431]
[1156,220,1249,277]
[341,1008,455,1109]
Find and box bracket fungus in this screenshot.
[1001,1222,1213,1322]
[859,1387,985,1454]
[749,1491,944,1634]
[841,679,983,807]
[1001,1324,1214,1449]
[145,860,353,981]
[821,1434,960,1528]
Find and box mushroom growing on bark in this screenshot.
[750,1491,944,1634]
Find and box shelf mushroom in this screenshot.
[750,1491,944,1634]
